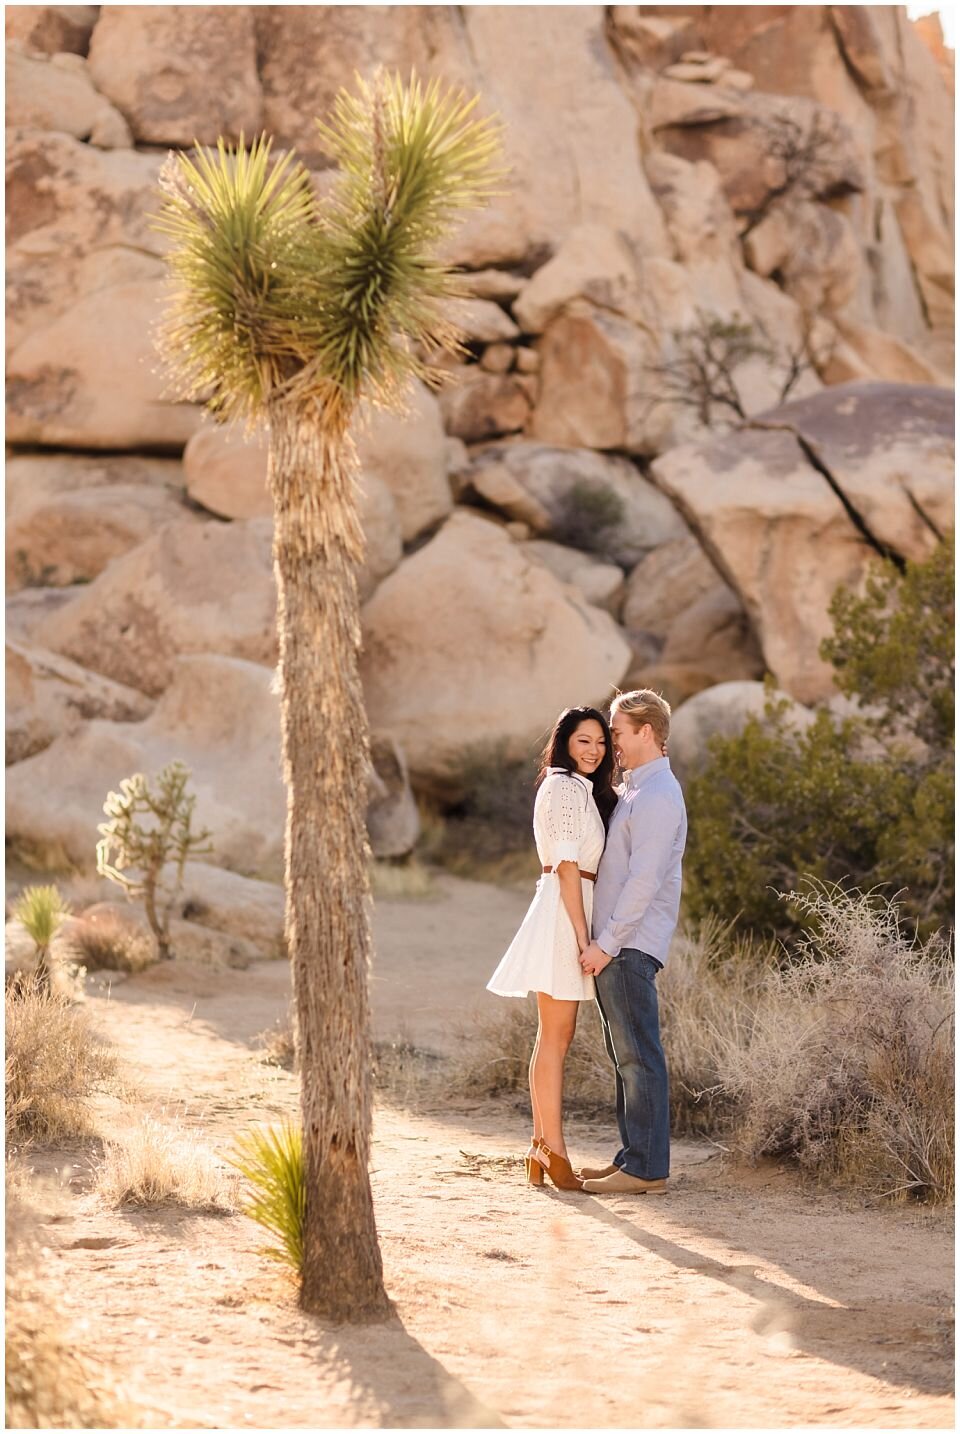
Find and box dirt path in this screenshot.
[16,876,954,1429]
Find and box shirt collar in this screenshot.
[624,755,670,789]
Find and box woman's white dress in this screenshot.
[487,768,605,1001]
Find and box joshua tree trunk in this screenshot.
[268,404,390,1321]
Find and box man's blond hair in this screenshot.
[611,689,672,747]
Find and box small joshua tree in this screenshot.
[96,761,212,961]
[12,885,71,994]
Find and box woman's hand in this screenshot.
[576,929,590,955]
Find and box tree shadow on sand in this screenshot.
[295,1310,505,1429]
[566,1192,953,1399]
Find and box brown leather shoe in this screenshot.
[576,1161,619,1181]
[582,1169,668,1195]
[534,1139,584,1191]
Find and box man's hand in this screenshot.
[580,940,613,977]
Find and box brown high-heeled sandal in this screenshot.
[533,1138,584,1191]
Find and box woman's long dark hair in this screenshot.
[537,706,618,830]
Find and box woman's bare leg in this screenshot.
[530,992,579,1159]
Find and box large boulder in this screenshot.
[512,224,641,335]
[5,452,185,508]
[5,654,287,877]
[253,6,668,266]
[5,6,99,55]
[523,541,626,617]
[668,679,814,785]
[359,510,632,788]
[7,277,202,450]
[174,862,285,958]
[33,518,278,697]
[6,482,196,591]
[87,5,262,144]
[531,303,673,456]
[462,442,686,567]
[6,640,152,766]
[437,370,531,444]
[651,383,954,703]
[7,130,166,355]
[5,43,132,146]
[366,737,420,860]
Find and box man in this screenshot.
[578,689,687,1195]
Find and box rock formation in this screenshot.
[5,5,954,911]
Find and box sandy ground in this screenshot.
[12,874,955,1430]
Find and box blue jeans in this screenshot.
[594,949,670,1180]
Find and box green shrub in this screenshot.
[550,480,625,553]
[230,1122,305,1271]
[685,537,954,940]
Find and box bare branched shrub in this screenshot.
[95,1116,235,1212]
[258,1012,298,1071]
[6,1180,150,1429]
[6,988,118,1144]
[724,885,954,1200]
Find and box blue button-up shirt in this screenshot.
[592,756,687,965]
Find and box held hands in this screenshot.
[579,940,613,978]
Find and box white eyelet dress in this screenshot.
[487,768,605,1001]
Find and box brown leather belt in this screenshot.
[542,866,597,882]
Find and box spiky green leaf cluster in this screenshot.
[155,72,505,426]
[230,1122,306,1271]
[13,886,70,954]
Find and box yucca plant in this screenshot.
[12,886,71,994]
[230,1122,306,1272]
[155,72,503,1320]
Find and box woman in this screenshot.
[487,706,617,1191]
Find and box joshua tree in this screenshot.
[155,74,502,1320]
[12,885,70,994]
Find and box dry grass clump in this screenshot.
[726,886,954,1201]
[259,1011,298,1070]
[6,1180,149,1429]
[6,987,118,1144]
[370,858,437,900]
[95,1116,235,1212]
[67,906,157,973]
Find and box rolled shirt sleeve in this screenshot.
[595,793,682,957]
[544,776,587,867]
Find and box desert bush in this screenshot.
[11,884,70,993]
[686,537,954,940]
[230,1122,305,1271]
[6,987,118,1144]
[550,480,626,553]
[95,1115,234,1212]
[96,760,213,960]
[419,742,542,883]
[725,884,954,1201]
[67,907,157,973]
[6,1179,148,1429]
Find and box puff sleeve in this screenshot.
[542,776,587,867]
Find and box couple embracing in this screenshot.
[487,689,687,1195]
